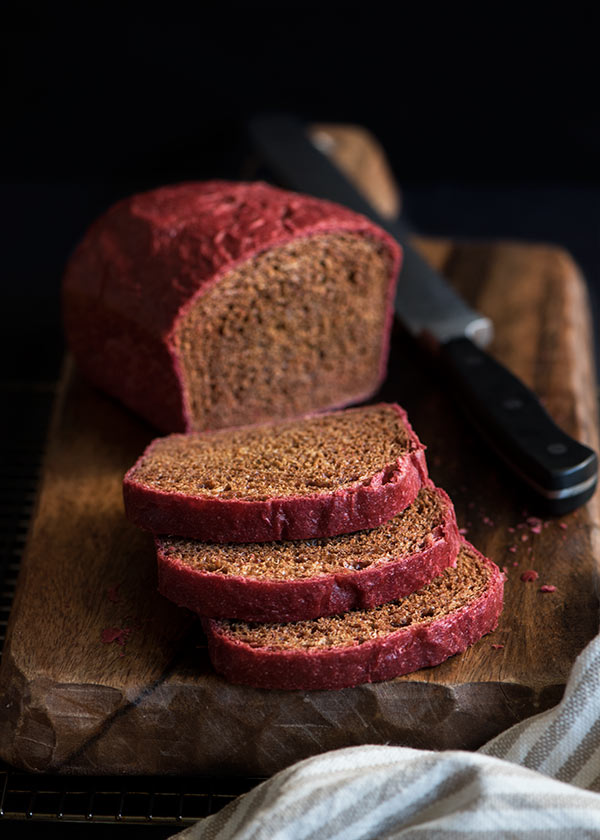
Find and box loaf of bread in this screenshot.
[203,542,504,690]
[157,483,460,622]
[123,403,427,543]
[63,181,401,433]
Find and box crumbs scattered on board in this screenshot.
[101,627,132,654]
[107,584,121,603]
[453,507,569,598]
[458,504,571,553]
[102,582,138,655]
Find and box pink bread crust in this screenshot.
[63,180,402,433]
[156,482,460,622]
[123,404,427,543]
[202,543,504,691]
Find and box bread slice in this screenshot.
[203,542,504,690]
[156,483,459,622]
[63,181,401,433]
[123,403,427,543]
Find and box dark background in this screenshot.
[3,9,600,385]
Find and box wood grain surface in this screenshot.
[1,130,599,776]
[309,123,401,219]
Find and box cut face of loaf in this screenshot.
[123,403,428,543]
[157,483,460,622]
[203,542,504,691]
[62,181,401,433]
[175,232,393,432]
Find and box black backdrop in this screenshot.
[3,8,600,381]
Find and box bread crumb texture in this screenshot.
[175,233,391,430]
[130,404,411,501]
[159,486,445,581]
[216,543,490,650]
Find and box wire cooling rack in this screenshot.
[0,771,262,825]
[0,382,264,827]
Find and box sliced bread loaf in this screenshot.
[157,482,459,622]
[123,403,427,543]
[203,542,504,690]
[63,181,401,433]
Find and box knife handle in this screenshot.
[440,337,598,514]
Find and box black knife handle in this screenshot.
[440,337,598,513]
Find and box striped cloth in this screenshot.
[174,635,600,838]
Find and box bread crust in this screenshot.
[202,544,504,691]
[63,181,401,432]
[123,404,427,542]
[156,483,459,622]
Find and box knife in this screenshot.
[248,114,598,515]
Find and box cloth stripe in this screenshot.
[554,714,600,787]
[481,643,600,771]
[522,649,600,772]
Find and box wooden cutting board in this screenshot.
[1,132,599,777]
[1,239,598,776]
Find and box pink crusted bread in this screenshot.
[202,542,504,691]
[63,181,401,433]
[123,403,427,543]
[156,482,460,622]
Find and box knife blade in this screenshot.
[248,114,598,514]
